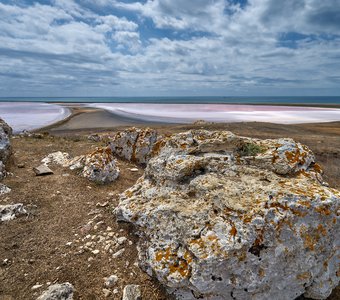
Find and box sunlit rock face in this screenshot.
[0,118,12,180]
[115,130,339,300]
[108,127,159,165]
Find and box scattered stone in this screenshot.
[0,204,27,222]
[117,237,127,245]
[96,202,108,207]
[32,284,43,290]
[41,151,71,166]
[33,164,54,176]
[0,183,11,195]
[102,289,111,298]
[92,249,100,255]
[104,275,118,288]
[36,282,74,300]
[122,285,141,300]
[112,248,125,259]
[65,242,72,247]
[115,130,340,300]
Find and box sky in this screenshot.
[0,0,339,97]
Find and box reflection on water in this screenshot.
[0,102,71,133]
[89,103,340,124]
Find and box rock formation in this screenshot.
[108,127,159,164]
[115,130,340,300]
[42,147,119,184]
[0,118,12,180]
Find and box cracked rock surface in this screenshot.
[115,130,340,300]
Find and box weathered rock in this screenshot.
[0,118,12,163]
[116,130,340,300]
[0,183,11,195]
[122,285,141,300]
[36,282,74,300]
[108,127,159,164]
[104,274,118,287]
[41,147,119,183]
[0,204,26,222]
[0,118,12,180]
[41,152,71,166]
[33,164,54,176]
[82,147,119,184]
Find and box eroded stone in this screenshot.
[115,130,340,300]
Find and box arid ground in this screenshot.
[0,117,339,299]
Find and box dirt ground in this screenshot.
[0,121,339,299]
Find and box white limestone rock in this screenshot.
[0,183,11,195]
[36,282,74,300]
[0,118,12,180]
[41,147,119,184]
[82,147,119,184]
[108,127,159,164]
[41,151,71,166]
[0,203,27,222]
[115,130,340,300]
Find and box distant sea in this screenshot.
[1,97,340,133]
[0,96,340,104]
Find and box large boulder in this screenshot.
[115,130,340,300]
[0,118,12,180]
[108,127,159,164]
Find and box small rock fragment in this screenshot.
[122,285,141,300]
[32,284,43,290]
[112,248,125,258]
[36,282,74,300]
[0,204,26,222]
[33,164,54,176]
[102,289,111,298]
[104,275,119,288]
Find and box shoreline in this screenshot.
[1,101,340,134]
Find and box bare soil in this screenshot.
[0,121,339,299]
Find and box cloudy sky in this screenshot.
[0,0,339,97]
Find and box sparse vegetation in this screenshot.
[238,142,264,156]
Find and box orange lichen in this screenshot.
[155,248,192,278]
[315,206,331,216]
[230,225,237,237]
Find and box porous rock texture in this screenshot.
[42,147,119,184]
[108,127,159,164]
[116,130,340,300]
[36,282,74,300]
[0,203,27,222]
[0,118,12,180]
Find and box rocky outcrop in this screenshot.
[115,130,340,300]
[36,282,74,300]
[82,147,119,184]
[0,204,27,222]
[108,127,159,164]
[0,118,12,180]
[42,147,119,184]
